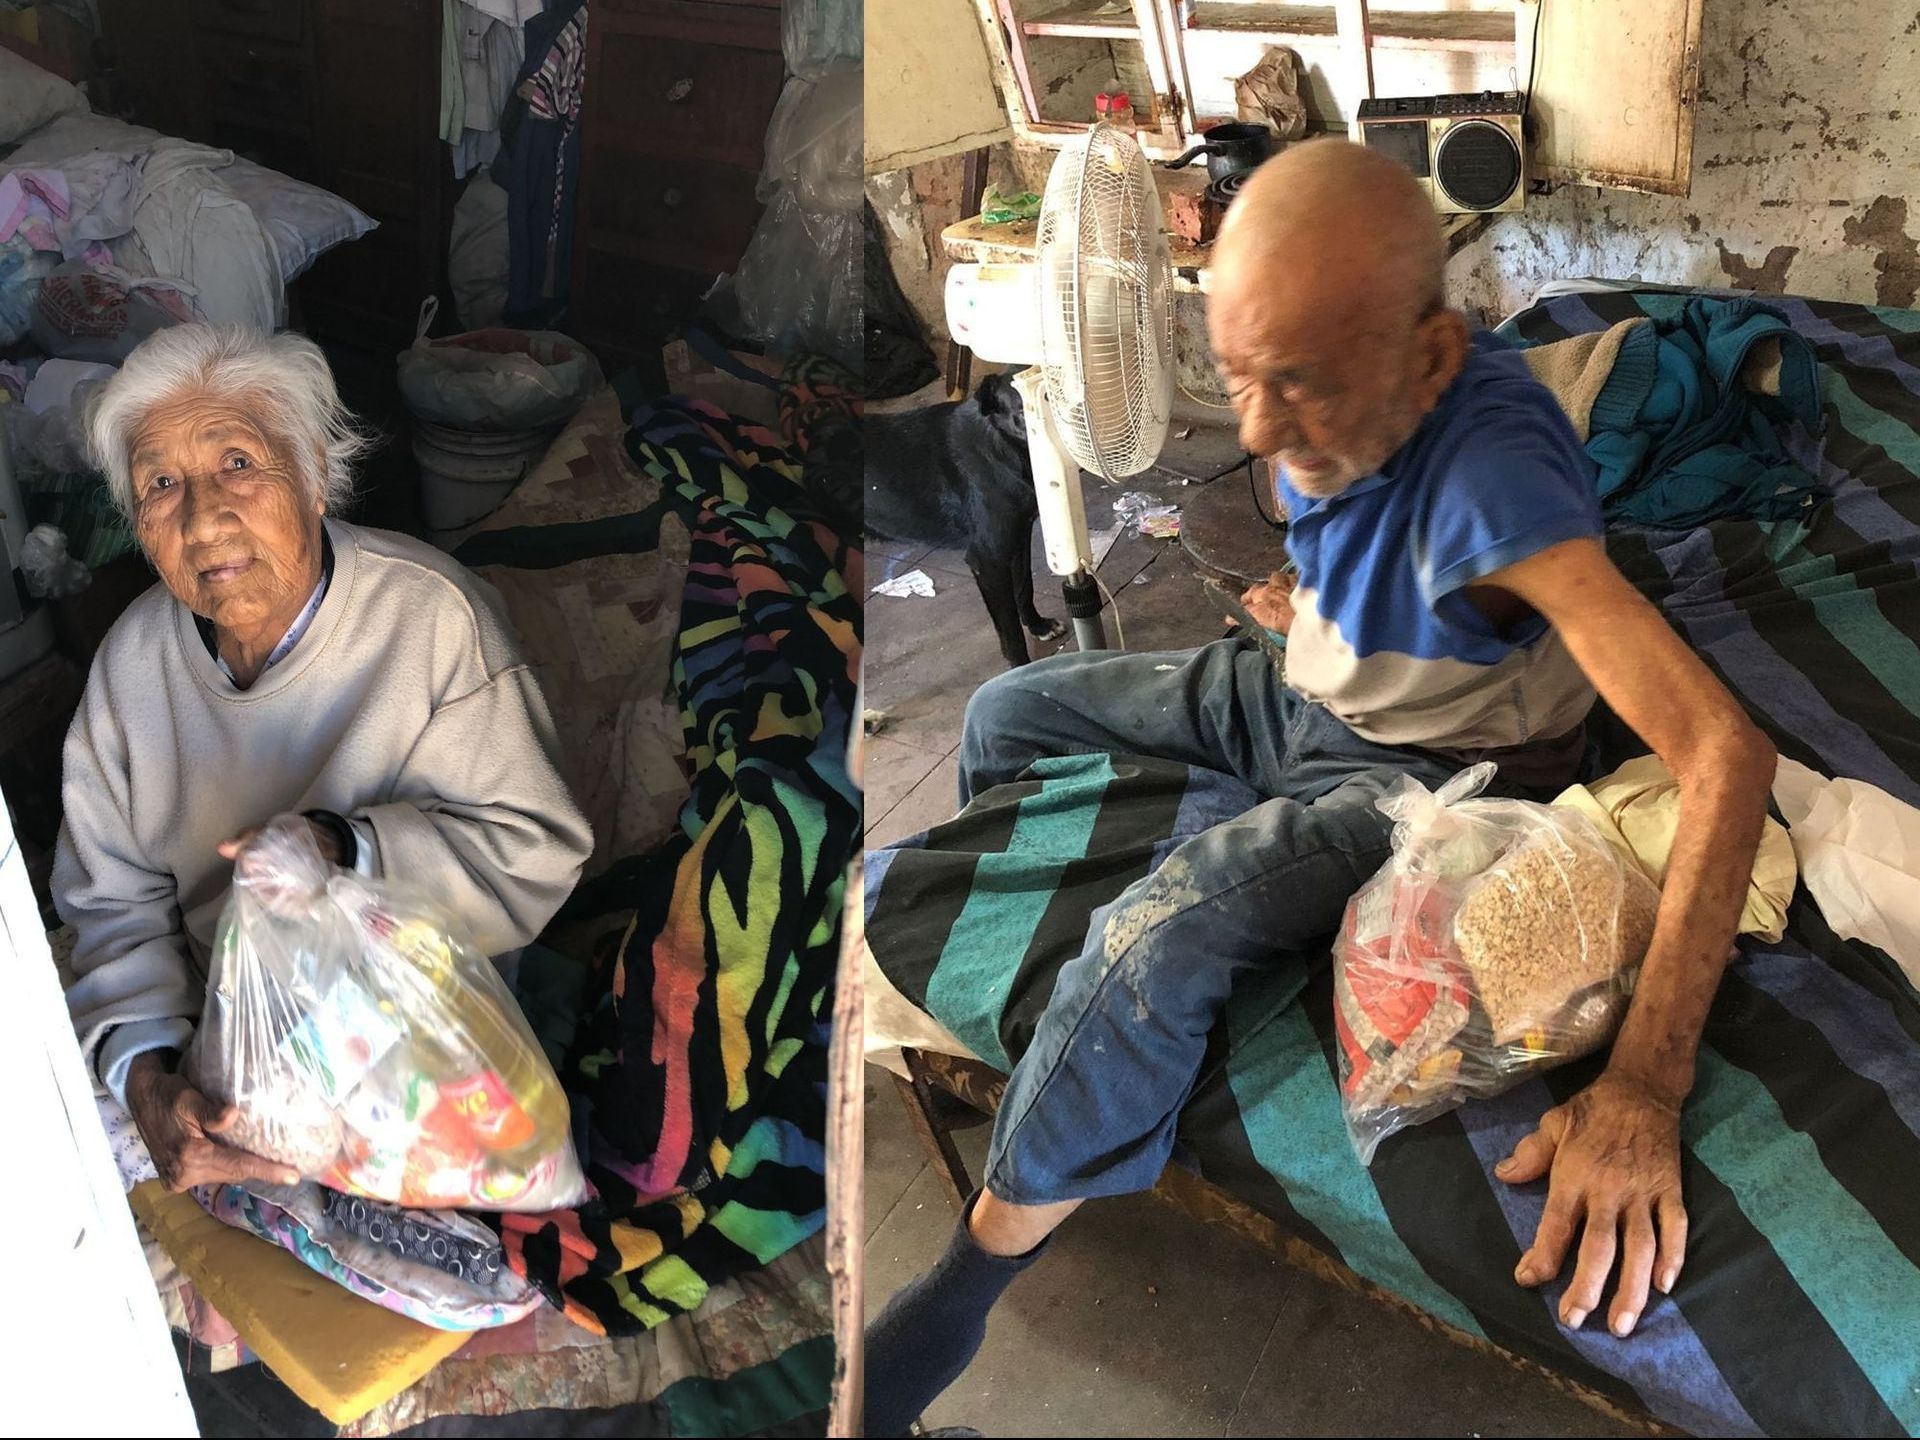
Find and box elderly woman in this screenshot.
[55,325,593,1193]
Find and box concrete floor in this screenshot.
[862,418,1641,1437]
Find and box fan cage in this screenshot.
[1036,123,1175,481]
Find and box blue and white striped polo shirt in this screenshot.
[1279,332,1604,757]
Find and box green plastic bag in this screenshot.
[981,184,1043,225]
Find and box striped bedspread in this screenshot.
[866,290,1920,1438]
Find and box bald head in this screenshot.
[1215,139,1446,330]
[1205,139,1467,497]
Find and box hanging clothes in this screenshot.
[493,0,586,328]
[449,3,529,179]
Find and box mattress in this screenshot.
[867,289,1920,1437]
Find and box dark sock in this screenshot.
[865,1194,1048,1437]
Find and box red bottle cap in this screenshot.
[1111,91,1131,110]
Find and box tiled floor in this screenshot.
[862,417,1642,1437]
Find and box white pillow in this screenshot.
[218,159,378,284]
[0,47,89,145]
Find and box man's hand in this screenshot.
[124,1053,301,1193]
[1497,1071,1687,1337]
[1239,569,1298,634]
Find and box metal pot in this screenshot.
[1164,122,1275,183]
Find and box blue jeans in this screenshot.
[960,638,1460,1205]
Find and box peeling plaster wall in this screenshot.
[867,143,1054,348]
[1449,0,1920,324]
[873,0,1917,382]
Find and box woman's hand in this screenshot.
[218,817,345,869]
[219,816,342,915]
[124,1053,301,1193]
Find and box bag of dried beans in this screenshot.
[1333,764,1660,1164]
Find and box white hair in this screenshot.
[88,325,373,520]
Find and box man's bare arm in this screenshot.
[1468,536,1775,1334]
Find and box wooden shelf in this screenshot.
[1021,0,1142,38]
[1188,3,1515,51]
[941,184,1494,295]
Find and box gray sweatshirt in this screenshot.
[54,519,595,1105]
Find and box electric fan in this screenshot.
[944,123,1175,650]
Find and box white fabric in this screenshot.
[0,46,88,144]
[97,1091,160,1192]
[464,0,542,24]
[0,112,375,285]
[449,171,510,327]
[54,520,595,1107]
[131,141,283,329]
[1773,757,1920,988]
[450,6,525,178]
[0,153,140,260]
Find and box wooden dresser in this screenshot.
[98,0,450,349]
[568,0,788,374]
[99,0,789,366]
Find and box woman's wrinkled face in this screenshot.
[129,392,324,636]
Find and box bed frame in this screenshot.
[890,1044,1684,1439]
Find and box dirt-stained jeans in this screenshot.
[956,638,1459,1205]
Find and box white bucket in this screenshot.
[411,419,552,533]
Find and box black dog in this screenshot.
[865,372,1067,667]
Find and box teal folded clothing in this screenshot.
[1584,295,1826,528]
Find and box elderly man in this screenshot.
[866,141,1775,1433]
[56,324,593,1195]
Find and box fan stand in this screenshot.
[1012,370,1109,650]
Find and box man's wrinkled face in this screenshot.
[130,391,324,635]
[1207,267,1438,498]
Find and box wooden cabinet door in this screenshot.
[304,0,447,341]
[98,0,207,139]
[1523,0,1704,196]
[867,0,1015,172]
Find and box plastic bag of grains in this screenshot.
[1332,763,1661,1165]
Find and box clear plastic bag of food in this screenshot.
[1333,764,1661,1165]
[184,816,588,1211]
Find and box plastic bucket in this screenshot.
[411,419,551,532]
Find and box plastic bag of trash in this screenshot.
[19,524,91,599]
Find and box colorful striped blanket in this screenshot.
[467,386,861,1342]
[866,290,1920,1437]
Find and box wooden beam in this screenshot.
[1335,0,1376,102]
[944,147,995,400]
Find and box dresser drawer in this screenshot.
[579,151,763,276]
[588,13,784,171]
[192,0,303,43]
